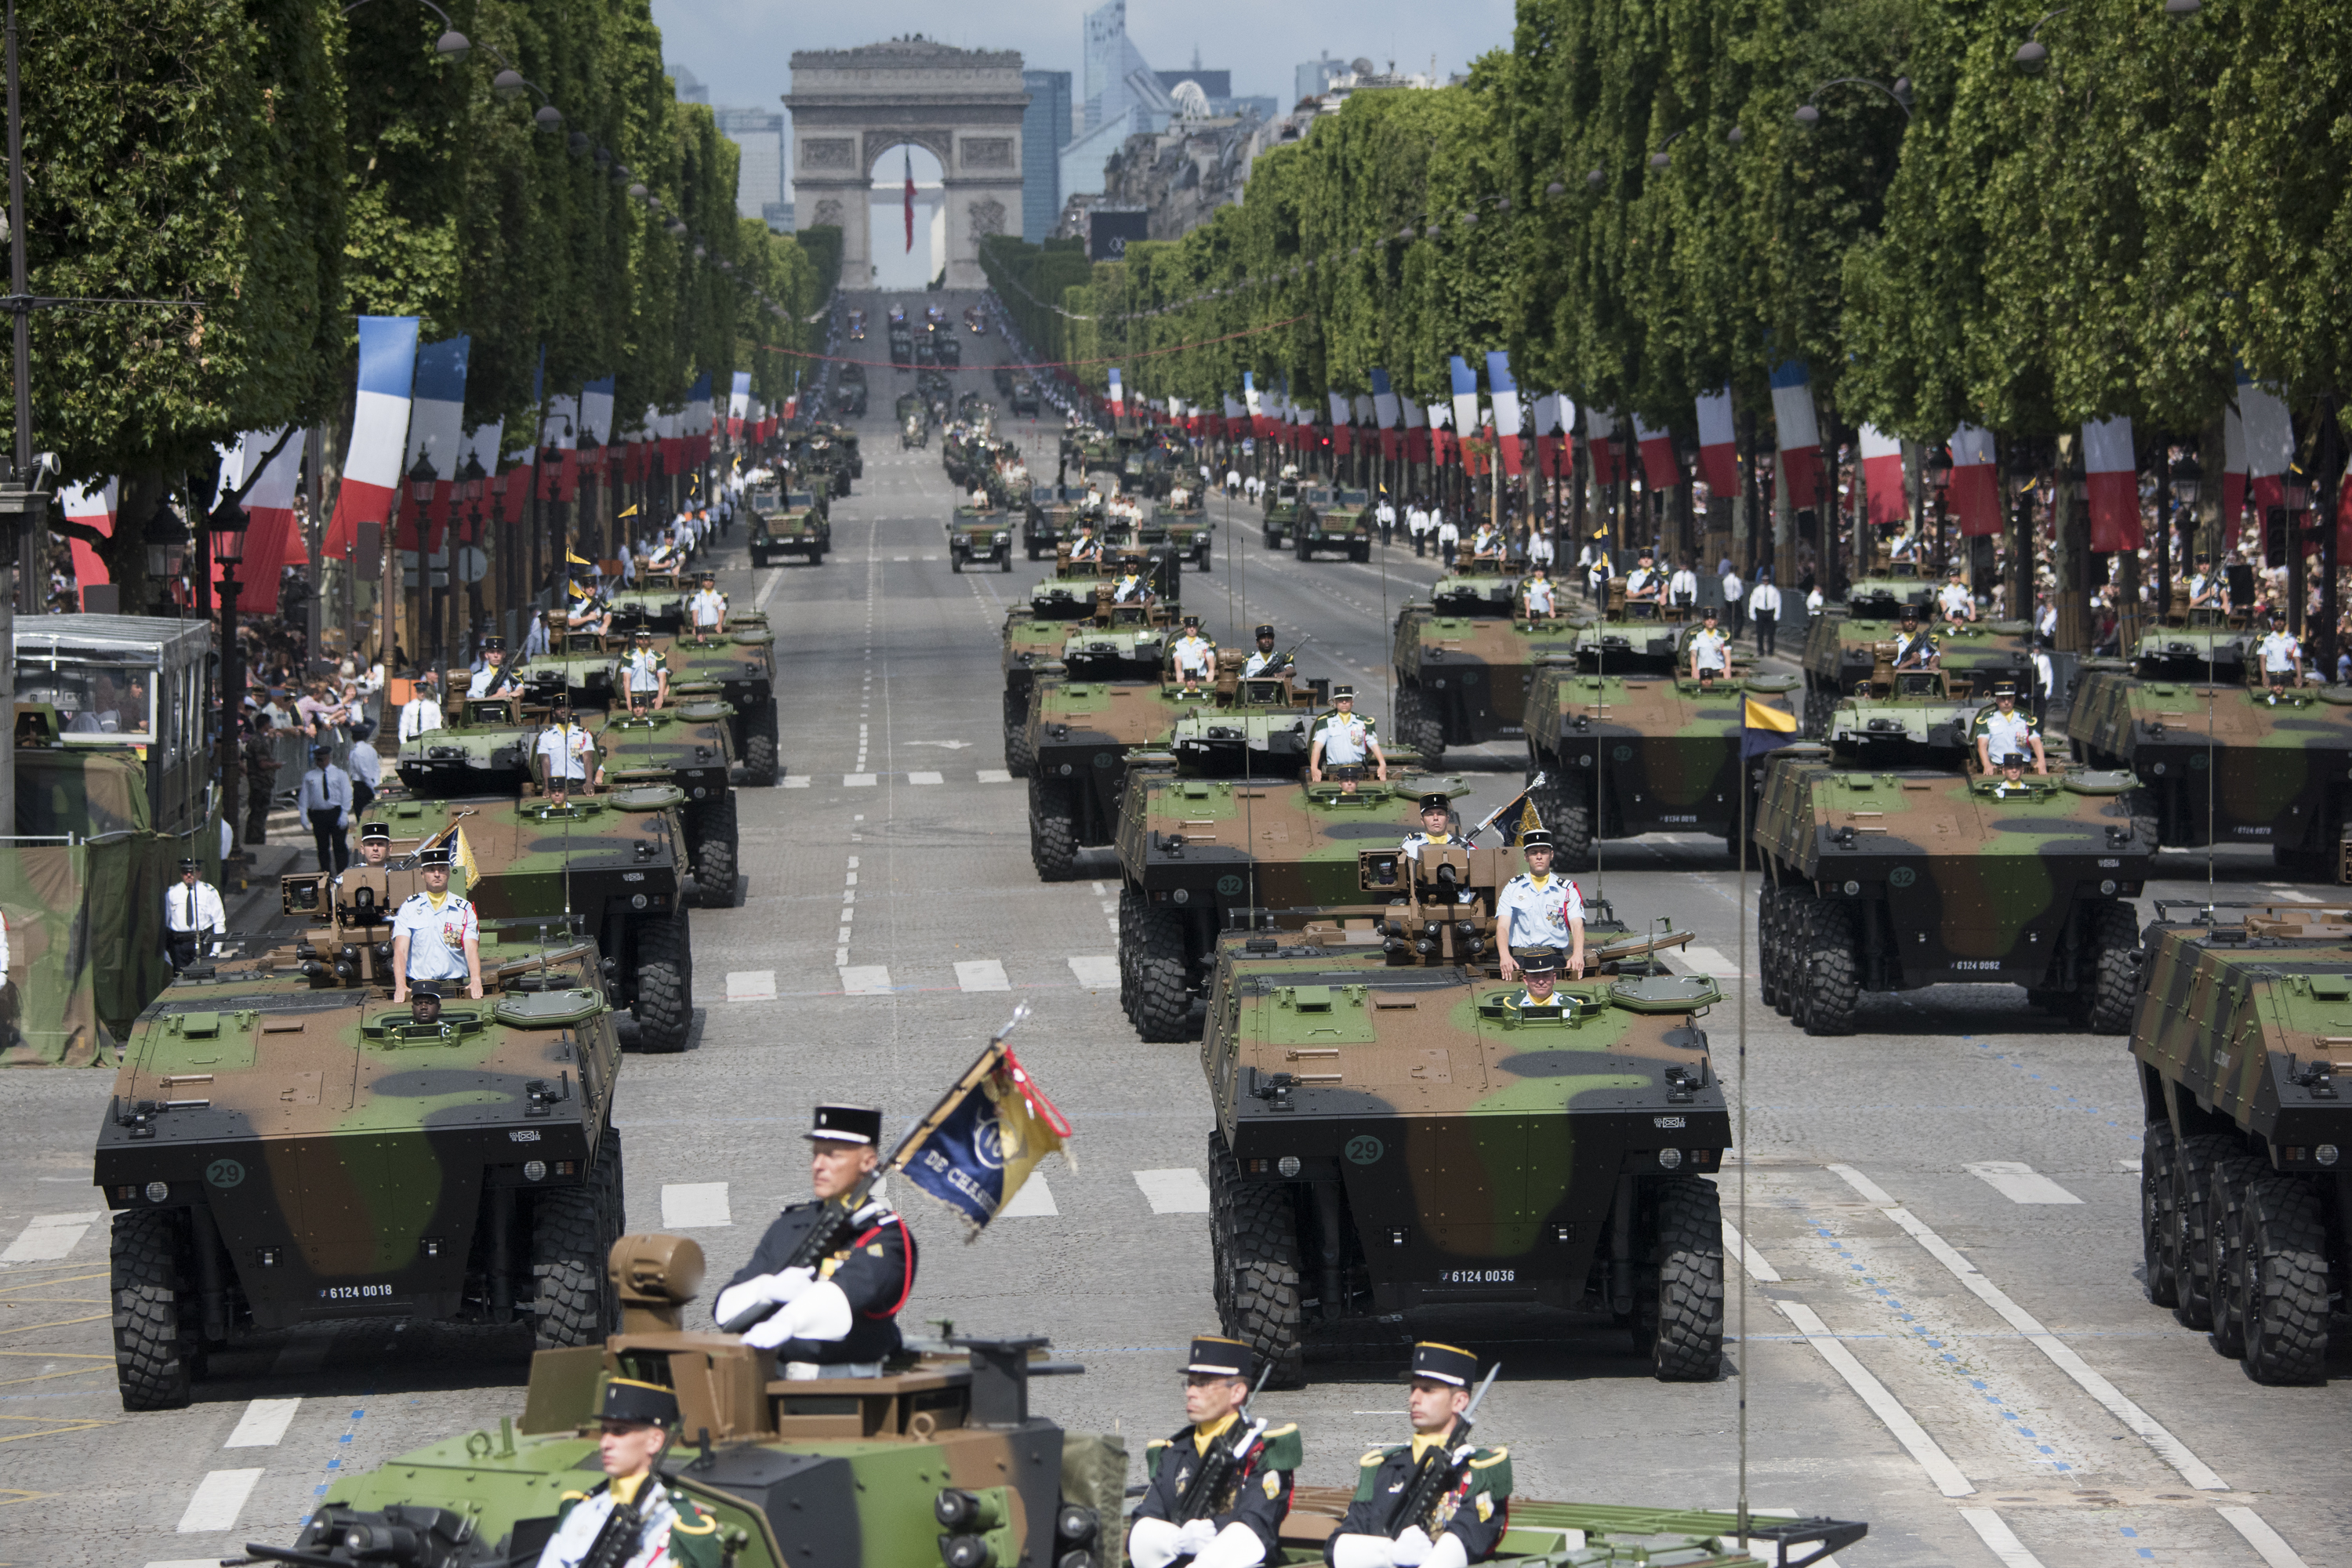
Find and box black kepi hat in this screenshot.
[1520,829,1553,851]
[483,635,505,652]
[1255,624,1276,639]
[1417,792,1452,814]
[1516,947,1561,975]
[416,844,455,868]
[178,858,198,872]
[360,822,391,844]
[806,1103,883,1145]
[1409,1341,1480,1388]
[1333,684,1355,699]
[1181,1334,1255,1380]
[2001,752,2031,768]
[599,1377,679,1427]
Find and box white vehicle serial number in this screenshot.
[318,1284,394,1301]
[1951,960,2004,971]
[1439,1269,1517,1284]
[508,1130,541,1142]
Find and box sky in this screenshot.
[647,0,1517,122]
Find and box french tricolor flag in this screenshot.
[1401,397,1428,463]
[1534,394,1569,479]
[216,429,308,615]
[402,336,470,550]
[60,478,118,600]
[2082,415,2141,552]
[1633,412,1678,490]
[1246,373,1269,438]
[1485,352,1523,476]
[1370,368,1399,462]
[1694,389,1737,495]
[1769,361,1821,509]
[1448,357,1480,463]
[2238,368,2294,515]
[325,315,419,557]
[1947,424,2002,536]
[1858,424,1906,526]
[686,372,715,464]
[1586,408,1624,487]
[1107,368,1124,416]
[728,372,751,439]
[1329,390,1354,457]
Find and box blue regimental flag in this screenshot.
[900,1044,1071,1234]
[1742,695,1800,760]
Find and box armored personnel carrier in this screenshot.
[998,543,1181,775]
[1391,564,1582,767]
[1027,664,1328,881]
[519,630,622,709]
[747,485,829,566]
[2067,636,2352,880]
[591,701,742,905]
[1147,494,1214,569]
[946,503,1014,572]
[606,568,688,633]
[1199,840,1726,1385]
[666,620,781,784]
[1022,482,1091,558]
[1753,674,2156,1035]
[1293,485,1374,561]
[1115,772,1468,1040]
[1798,594,2034,735]
[265,1232,1865,1568]
[394,690,542,795]
[2132,902,2352,1384]
[95,933,624,1408]
[1260,474,1305,548]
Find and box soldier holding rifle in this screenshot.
[1127,1335,1301,1568]
[1324,1343,1512,1568]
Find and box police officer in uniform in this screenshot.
[1495,829,1584,982]
[535,1377,724,1568]
[1323,1343,1512,1568]
[390,844,482,1003]
[1128,1336,1301,1568]
[713,1105,917,1379]
[336,822,398,920]
[1171,615,1218,695]
[1971,682,2045,774]
[163,858,227,972]
[1891,608,1940,671]
[687,571,728,636]
[1308,687,1386,786]
[1242,626,1291,677]
[622,628,670,716]
[466,635,514,699]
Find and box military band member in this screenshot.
[1686,612,1730,688]
[534,1377,724,1568]
[163,858,226,972]
[1128,1337,1301,1568]
[688,572,728,635]
[1171,615,1217,695]
[390,844,481,1003]
[1242,625,1291,677]
[713,1104,916,1378]
[1495,830,1584,981]
[1970,683,2045,775]
[466,636,512,699]
[1308,687,1386,786]
[1324,1343,1512,1568]
[537,701,604,805]
[623,628,670,715]
[1520,565,1556,620]
[1891,608,1940,671]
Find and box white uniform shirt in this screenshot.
[1112,574,1146,604]
[2031,648,2056,696]
[1242,649,1289,677]
[1939,583,1973,618]
[399,695,445,742]
[1977,709,2037,760]
[1526,531,1555,565]
[535,724,596,782]
[1171,633,1215,678]
[1668,568,1698,606]
[624,648,666,694]
[1376,501,1396,532]
[1436,519,1461,548]
[1748,582,1779,617]
[346,740,381,790]
[1317,713,1374,764]
[1497,871,1585,949]
[1689,628,1730,672]
[165,880,228,936]
[2259,630,2302,673]
[1523,577,1556,615]
[296,764,353,819]
[1808,587,1828,615]
[688,588,727,628]
[1625,567,1661,601]
[392,891,477,982]
[534,1480,686,1568]
[467,662,510,699]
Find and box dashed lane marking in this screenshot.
[1067,955,1120,989]
[1133,1169,1210,1214]
[844,773,878,787]
[1964,1161,2084,1205]
[177,1468,265,1533]
[1679,944,1742,979]
[661,1183,733,1229]
[726,971,778,1002]
[977,768,1012,783]
[954,959,1011,992]
[782,775,811,789]
[223,1398,302,1449]
[0,1212,100,1264]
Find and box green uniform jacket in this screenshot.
[1138,1420,1302,1554]
[548,1475,724,1568]
[1325,1438,1512,1563]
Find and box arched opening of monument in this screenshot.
[866,143,946,292]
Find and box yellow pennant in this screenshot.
[565,548,590,566]
[617,503,639,519]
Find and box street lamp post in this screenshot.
[209,495,250,853]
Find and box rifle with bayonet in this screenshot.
[1382,1363,1501,1539]
[1460,775,1544,847]
[1175,1363,1275,1523]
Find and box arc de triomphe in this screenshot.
[786,39,1029,290]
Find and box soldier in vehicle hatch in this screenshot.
[1971,683,2045,775]
[1520,564,1557,621]
[390,844,482,1003]
[1323,1343,1512,1568]
[1399,791,1465,866]
[1504,945,1566,1009]
[1242,625,1292,677]
[1127,1336,1301,1568]
[334,822,397,913]
[1623,551,1664,618]
[1986,753,2038,799]
[1171,616,1217,695]
[1308,687,1386,786]
[713,1104,917,1379]
[1686,610,1730,688]
[1891,608,1940,671]
[534,1377,724,1568]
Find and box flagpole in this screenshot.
[884,1003,1031,1174]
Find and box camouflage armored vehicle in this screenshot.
[95,933,623,1408]
[794,430,853,499]
[1149,495,1214,569]
[337,784,696,1051]
[1022,483,1091,558]
[1753,679,2157,1036]
[666,621,781,783]
[747,485,829,566]
[1200,844,1729,1385]
[267,1232,1864,1568]
[1026,665,1327,881]
[1391,564,1582,768]
[1799,592,2032,735]
[2132,902,2352,1384]
[1115,773,1468,1040]
[1524,655,1798,866]
[519,630,623,709]
[998,544,1182,775]
[394,690,543,795]
[836,358,869,417]
[946,503,1014,572]
[1293,485,1374,561]
[591,701,742,904]
[1260,474,1305,548]
[606,568,688,632]
[2066,643,2352,879]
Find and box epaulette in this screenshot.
[1469,1446,1509,1468]
[668,1493,718,1534]
[1256,1423,1303,1471]
[1359,1445,1402,1468]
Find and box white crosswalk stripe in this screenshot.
[1000,1175,1059,1217]
[662,1183,733,1228]
[177,1468,265,1533]
[1679,944,1742,978]
[726,970,778,1002]
[838,965,894,995]
[1067,955,1120,989]
[955,959,1011,992]
[1134,1168,1210,1214]
[223,1397,301,1449]
[782,775,811,788]
[1964,1161,2084,1205]
[844,773,877,786]
[0,1211,100,1263]
[977,768,1013,782]
[908,771,944,785]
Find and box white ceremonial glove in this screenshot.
[1389,1526,1434,1567]
[761,1265,815,1305]
[1190,1520,1269,1568]
[1175,1518,1218,1555]
[740,1277,853,1351]
[1127,1518,1185,1568]
[1328,1534,1399,1568]
[1425,1530,1468,1568]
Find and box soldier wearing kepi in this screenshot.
[390,844,483,1003]
[1324,1343,1511,1568]
[1504,946,1566,1009]
[466,635,513,699]
[1495,829,1585,981]
[335,822,397,913]
[1242,625,1291,677]
[162,858,227,973]
[1970,681,2045,775]
[1171,615,1217,695]
[534,1377,724,1568]
[1127,1336,1301,1568]
[713,1104,917,1379]
[687,571,728,635]
[1308,687,1387,787]
[1399,792,1461,864]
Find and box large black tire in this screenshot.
[110,1208,197,1411]
[2081,902,2141,1035]
[950,553,964,573]
[2169,1133,2234,1330]
[742,704,779,783]
[1208,1131,1305,1388]
[631,908,693,1053]
[530,1181,615,1350]
[1351,541,1370,563]
[1640,1177,1726,1381]
[1117,887,1145,1024]
[1029,779,1080,882]
[689,792,740,908]
[1759,887,1788,1011]
[2235,1173,2331,1384]
[2204,1151,2264,1358]
[1132,904,1194,1042]
[1800,900,1860,1036]
[1196,539,1213,573]
[999,550,1012,573]
[1005,720,1035,779]
[2140,1120,2180,1308]
[1554,792,1594,873]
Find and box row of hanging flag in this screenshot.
[1093,351,2324,555]
[57,317,781,614]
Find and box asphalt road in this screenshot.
[3,292,2346,1567]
